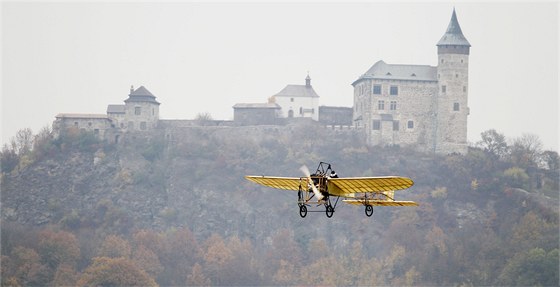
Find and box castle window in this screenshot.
[94,129,99,135]
[135,107,141,115]
[373,85,381,94]
[441,59,444,63]
[140,122,147,130]
[88,122,92,127]
[463,86,467,92]
[378,100,385,110]
[407,120,414,129]
[128,121,134,129]
[290,98,294,102]
[74,122,79,127]
[455,74,459,78]
[390,101,397,110]
[441,85,447,93]
[373,120,381,130]
[390,86,398,95]
[393,121,399,131]
[454,103,460,111]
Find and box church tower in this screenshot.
[435,8,471,154]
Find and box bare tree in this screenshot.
[195,112,213,126]
[510,133,544,168]
[14,128,33,155]
[478,129,508,158]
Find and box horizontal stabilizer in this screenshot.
[343,199,418,207]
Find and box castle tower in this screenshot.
[435,8,470,154]
[124,85,160,131]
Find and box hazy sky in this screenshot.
[2,1,558,151]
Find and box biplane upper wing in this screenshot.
[327,176,414,196]
[245,176,301,191]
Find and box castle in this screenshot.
[53,85,161,143]
[52,9,470,155]
[353,9,470,154]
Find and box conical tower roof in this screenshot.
[437,8,470,47]
[124,85,160,105]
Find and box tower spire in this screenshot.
[437,8,470,55]
[437,8,470,47]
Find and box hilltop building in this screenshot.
[53,86,160,142]
[233,74,322,124]
[270,74,320,121]
[352,9,470,154]
[52,10,469,155]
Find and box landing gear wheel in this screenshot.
[325,205,334,218]
[299,205,307,218]
[365,205,373,217]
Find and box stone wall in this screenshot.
[318,106,353,127]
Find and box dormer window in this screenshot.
[135,107,141,115]
[411,73,416,77]
[386,72,392,76]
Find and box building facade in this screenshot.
[271,75,320,121]
[352,9,470,154]
[53,85,161,142]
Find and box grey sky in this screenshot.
[2,1,558,151]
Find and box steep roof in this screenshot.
[274,85,319,98]
[124,86,160,105]
[353,60,437,85]
[437,8,471,47]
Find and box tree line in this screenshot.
[0,125,558,286]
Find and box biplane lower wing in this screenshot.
[343,199,418,206]
[327,176,414,197]
[244,176,301,191]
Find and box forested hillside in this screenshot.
[1,123,558,286]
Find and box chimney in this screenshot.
[130,85,134,94]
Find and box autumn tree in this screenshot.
[224,235,260,284]
[77,257,157,286]
[264,228,303,281]
[97,234,132,258]
[201,233,232,285]
[51,264,78,286]
[158,227,199,285]
[1,247,47,286]
[186,263,210,286]
[498,248,559,286]
[132,245,163,279]
[37,230,80,270]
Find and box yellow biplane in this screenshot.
[245,162,417,218]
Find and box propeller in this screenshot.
[300,165,324,201]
